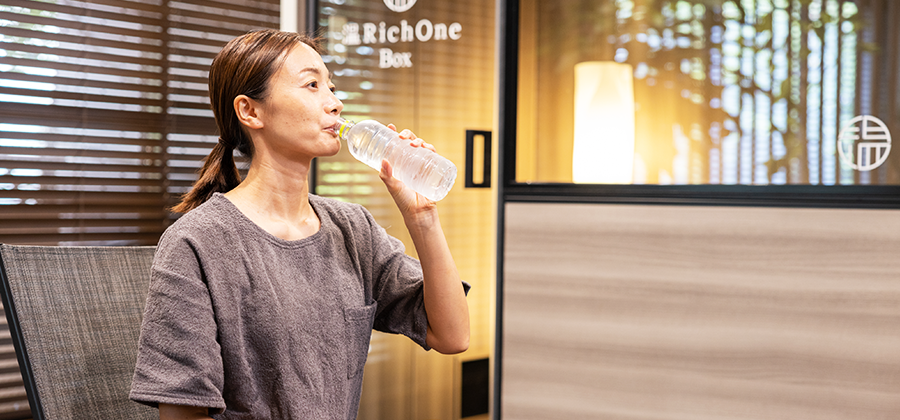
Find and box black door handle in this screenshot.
[464,130,492,188]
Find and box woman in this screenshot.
[129,29,469,419]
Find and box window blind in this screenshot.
[0,0,278,417]
[0,0,278,247]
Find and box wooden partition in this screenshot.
[501,202,900,419]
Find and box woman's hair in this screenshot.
[172,29,322,213]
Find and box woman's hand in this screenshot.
[379,124,438,227]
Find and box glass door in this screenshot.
[315,0,496,418]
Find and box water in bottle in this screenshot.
[334,118,457,201]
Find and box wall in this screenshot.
[502,202,900,419]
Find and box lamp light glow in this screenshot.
[573,61,636,184]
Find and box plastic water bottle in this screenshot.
[334,118,457,201]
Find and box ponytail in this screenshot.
[171,139,242,213]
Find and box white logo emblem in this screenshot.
[384,0,417,12]
[837,115,892,171]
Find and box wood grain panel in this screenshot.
[502,203,900,420]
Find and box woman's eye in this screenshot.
[329,86,336,93]
[307,81,318,89]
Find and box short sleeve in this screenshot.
[129,229,227,413]
[361,210,433,350]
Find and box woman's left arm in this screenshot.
[379,127,470,354]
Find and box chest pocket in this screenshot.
[344,303,377,378]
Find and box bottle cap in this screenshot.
[335,117,354,140]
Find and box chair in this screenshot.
[0,244,157,420]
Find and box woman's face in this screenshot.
[252,42,344,162]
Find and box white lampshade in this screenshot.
[573,61,636,184]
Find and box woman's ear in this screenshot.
[234,94,264,129]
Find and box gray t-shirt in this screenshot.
[130,193,432,419]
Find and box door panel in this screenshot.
[503,202,900,419]
[315,1,496,418]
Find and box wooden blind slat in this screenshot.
[0,71,164,95]
[0,56,162,80]
[0,189,165,202]
[168,6,277,28]
[0,132,162,148]
[175,0,279,16]
[0,148,160,161]
[167,61,216,72]
[167,14,271,34]
[2,42,164,68]
[0,11,163,39]
[59,0,165,14]
[167,33,243,49]
[159,21,250,38]
[0,206,167,217]
[4,0,164,28]
[0,175,164,187]
[0,87,163,106]
[0,102,165,131]
[0,26,164,55]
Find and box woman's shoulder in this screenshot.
[161,194,238,243]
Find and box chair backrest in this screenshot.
[0,244,157,420]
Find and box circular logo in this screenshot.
[383,0,417,12]
[837,115,892,171]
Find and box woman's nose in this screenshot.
[326,91,343,115]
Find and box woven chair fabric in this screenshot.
[0,244,157,420]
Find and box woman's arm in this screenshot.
[379,127,470,354]
[159,403,213,420]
